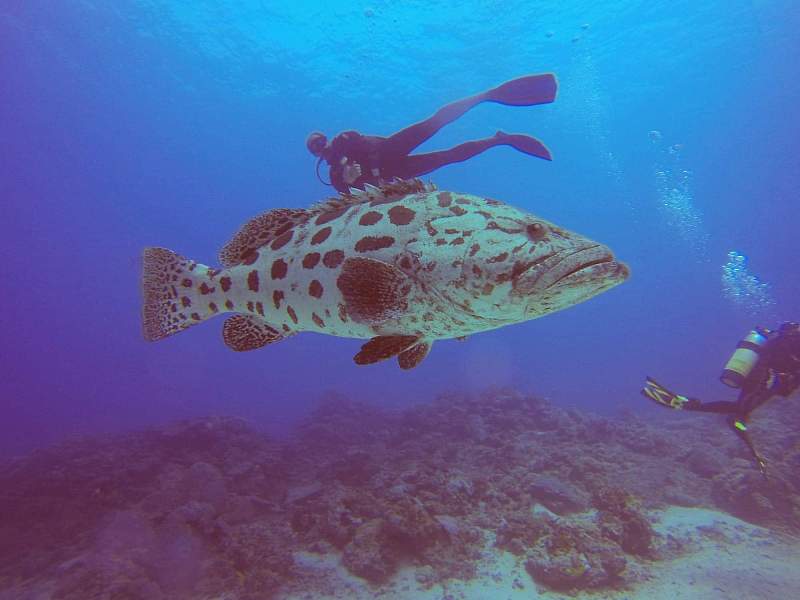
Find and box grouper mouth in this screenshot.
[512,245,629,296]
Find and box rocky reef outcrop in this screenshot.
[1,388,798,599]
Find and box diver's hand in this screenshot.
[342,161,362,185]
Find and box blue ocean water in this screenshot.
[2,0,799,460]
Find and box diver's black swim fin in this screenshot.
[484,73,558,106]
[496,131,552,161]
[641,376,691,410]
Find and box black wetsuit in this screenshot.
[686,328,800,466]
[316,73,558,193]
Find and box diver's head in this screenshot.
[779,321,800,336]
[306,131,328,157]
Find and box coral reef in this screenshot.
[1,389,799,599]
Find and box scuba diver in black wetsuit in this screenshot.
[306,73,558,193]
[642,322,800,474]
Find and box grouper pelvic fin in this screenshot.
[354,335,420,365]
[397,341,432,370]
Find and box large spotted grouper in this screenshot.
[142,179,629,369]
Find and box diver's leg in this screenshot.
[391,133,550,179]
[684,400,739,414]
[726,414,768,474]
[384,74,558,157]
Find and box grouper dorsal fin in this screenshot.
[309,178,437,213]
[219,208,310,268]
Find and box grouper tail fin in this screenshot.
[141,247,228,341]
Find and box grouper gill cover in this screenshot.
[142,179,629,369]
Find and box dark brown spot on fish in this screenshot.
[225,299,234,310]
[207,269,220,278]
[488,252,509,263]
[482,283,494,295]
[312,312,325,328]
[449,206,467,216]
[425,221,438,236]
[450,237,465,245]
[316,207,348,225]
[456,197,471,205]
[256,302,265,316]
[435,238,446,246]
[271,259,288,279]
[181,278,192,288]
[302,252,320,268]
[355,236,395,252]
[511,261,529,279]
[469,243,480,257]
[272,290,284,309]
[445,228,459,235]
[388,205,415,225]
[247,270,260,292]
[437,192,452,207]
[476,210,492,219]
[287,305,298,324]
[282,324,291,333]
[309,280,324,298]
[220,276,232,292]
[311,226,332,245]
[323,249,345,268]
[242,250,259,265]
[359,211,383,226]
[486,199,502,206]
[209,302,218,313]
[181,296,191,308]
[270,230,293,250]
[247,301,254,313]
[399,256,412,270]
[338,303,348,323]
[487,221,522,234]
[472,264,482,276]
[191,313,201,321]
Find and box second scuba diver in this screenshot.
[642,322,800,474]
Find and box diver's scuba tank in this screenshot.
[720,328,770,388]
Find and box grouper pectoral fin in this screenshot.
[397,340,432,370]
[336,257,414,324]
[354,335,420,365]
[222,315,286,352]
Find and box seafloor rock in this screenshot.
[523,517,627,591]
[711,461,800,529]
[527,474,589,514]
[342,519,395,584]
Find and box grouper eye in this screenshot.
[526,222,547,241]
